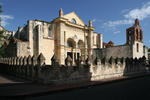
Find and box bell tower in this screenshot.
[126,18,144,59]
[126,18,143,44]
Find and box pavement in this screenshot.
[0,72,150,98]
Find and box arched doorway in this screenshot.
[66,38,76,63]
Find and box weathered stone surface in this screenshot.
[51,54,59,67]
[16,57,20,65]
[27,55,32,65]
[109,56,114,64]
[19,57,23,66]
[37,53,46,66]
[65,55,72,66]
[23,56,27,66]
[32,55,37,66]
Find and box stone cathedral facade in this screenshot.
[6,9,103,65]
[5,9,148,65]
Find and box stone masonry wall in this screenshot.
[16,42,29,57]
[0,54,147,85]
[93,45,132,59]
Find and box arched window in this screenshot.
[71,18,76,24]
[78,40,84,48]
[128,31,131,41]
[48,30,52,37]
[67,38,76,48]
[136,29,138,40]
[137,43,139,52]
[67,41,73,47]
[140,30,142,41]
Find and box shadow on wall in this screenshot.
[0,53,148,85]
[123,56,147,76]
[91,56,147,79]
[0,54,92,85]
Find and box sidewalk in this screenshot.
[0,72,150,97]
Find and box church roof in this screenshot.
[108,41,114,44]
[63,12,86,26]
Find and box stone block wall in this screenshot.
[17,42,29,57]
[93,45,132,59]
[0,54,147,85]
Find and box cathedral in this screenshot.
[5,9,148,65]
[6,9,103,65]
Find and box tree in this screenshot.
[0,4,2,13]
[148,48,150,52]
[0,4,6,57]
[0,4,2,25]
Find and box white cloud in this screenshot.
[92,18,96,22]
[113,31,120,34]
[121,9,130,13]
[0,15,14,26]
[124,2,150,20]
[104,1,150,29]
[104,19,134,28]
[92,18,102,23]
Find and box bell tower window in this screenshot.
[136,29,138,40]
[48,30,52,37]
[129,31,131,41]
[140,30,142,41]
[137,43,139,52]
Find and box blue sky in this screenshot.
[0,0,150,47]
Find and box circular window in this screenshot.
[71,18,76,24]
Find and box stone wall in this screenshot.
[132,41,144,59]
[144,45,148,59]
[5,42,17,57]
[16,42,29,57]
[93,45,132,59]
[0,54,147,85]
[27,20,55,65]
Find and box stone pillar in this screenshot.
[6,58,8,64]
[27,55,32,65]
[32,55,37,66]
[23,56,27,66]
[12,57,15,65]
[109,57,114,65]
[19,57,23,75]
[19,57,23,66]
[28,20,34,56]
[8,58,11,65]
[59,8,63,17]
[87,20,94,62]
[35,53,45,80]
[51,54,59,67]
[37,53,45,66]
[11,58,13,65]
[8,58,11,74]
[15,57,20,75]
[16,57,20,66]
[27,55,32,78]
[65,55,73,66]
